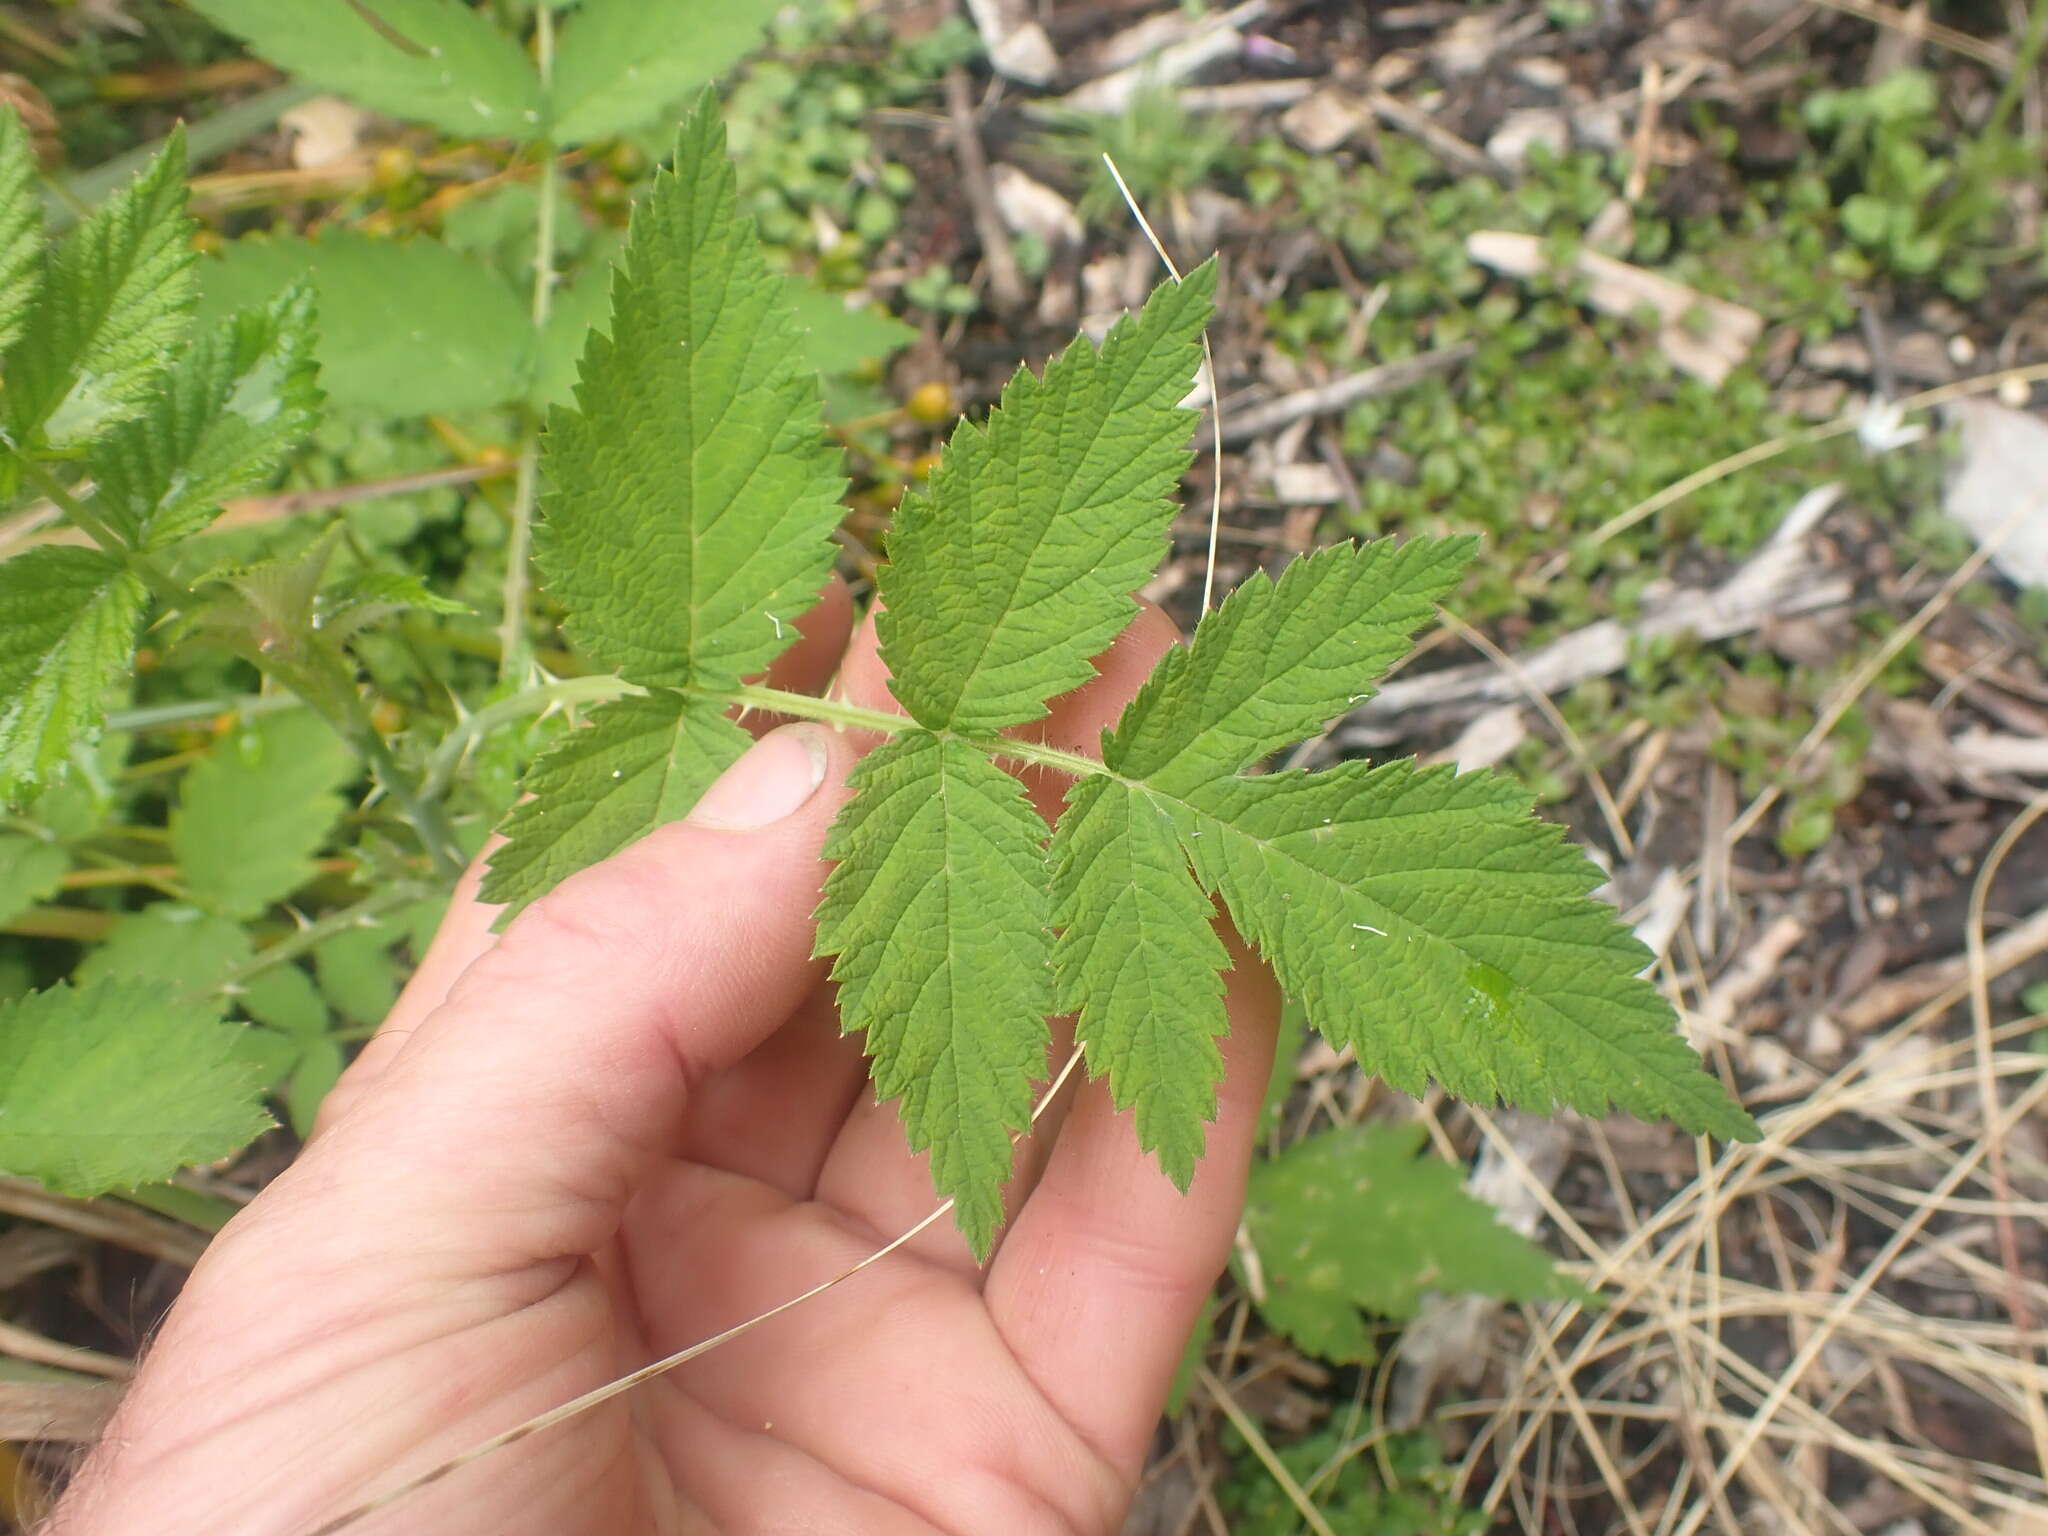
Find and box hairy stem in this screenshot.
[496,5,557,685]
[718,682,1116,782]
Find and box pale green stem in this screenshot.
[420,673,633,800]
[11,458,187,609]
[497,5,558,685]
[214,878,433,996]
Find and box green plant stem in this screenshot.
[215,878,433,995]
[717,682,1116,782]
[421,673,629,799]
[497,6,558,686]
[354,722,465,883]
[1985,0,2048,144]
[11,458,188,608]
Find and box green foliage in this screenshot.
[0,979,272,1196]
[1218,1423,1483,1536]
[1239,1120,1568,1363]
[4,128,193,448]
[498,106,1754,1257]
[186,0,541,139]
[1804,68,2033,299]
[90,284,322,546]
[0,548,148,796]
[196,232,528,417]
[550,0,781,145]
[171,711,354,920]
[0,109,41,357]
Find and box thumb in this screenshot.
[282,721,857,1276]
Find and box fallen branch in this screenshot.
[1338,485,1849,747]
[1218,343,1475,446]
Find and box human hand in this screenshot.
[51,592,1281,1536]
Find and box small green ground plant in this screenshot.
[0,93,1754,1254]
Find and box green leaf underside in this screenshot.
[481,691,748,909]
[89,283,322,547]
[171,710,354,920]
[1104,538,1474,792]
[549,0,781,145]
[817,733,1052,1256]
[876,263,1215,734]
[537,100,845,691]
[0,548,147,800]
[0,979,272,1196]
[188,0,539,138]
[1243,1120,1566,1364]
[196,232,527,417]
[0,109,42,356]
[5,131,193,447]
[1171,761,1756,1140]
[1050,776,1227,1189]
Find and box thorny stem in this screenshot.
[214,877,433,996]
[496,6,557,686]
[354,720,465,883]
[420,673,629,800]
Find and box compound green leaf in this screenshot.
[1106,537,1473,793]
[0,548,147,801]
[171,710,354,920]
[196,231,527,417]
[0,108,42,356]
[1170,761,1757,1140]
[188,0,540,138]
[89,282,321,548]
[0,834,65,927]
[816,732,1052,1256]
[0,979,272,1196]
[877,264,1213,733]
[1050,776,1227,1188]
[1241,1120,1567,1364]
[4,130,192,447]
[482,690,748,910]
[538,100,844,690]
[549,0,780,144]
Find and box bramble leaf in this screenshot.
[0,548,148,801]
[1240,1120,1568,1364]
[537,98,844,690]
[196,231,527,417]
[188,0,540,138]
[78,905,251,993]
[3,130,193,448]
[0,108,42,356]
[1049,775,1228,1188]
[171,710,355,920]
[877,264,1214,733]
[816,733,1052,1255]
[89,283,322,548]
[0,979,272,1196]
[1105,538,1473,793]
[549,0,780,145]
[482,691,748,909]
[1170,760,1758,1141]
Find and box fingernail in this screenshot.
[686,724,829,831]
